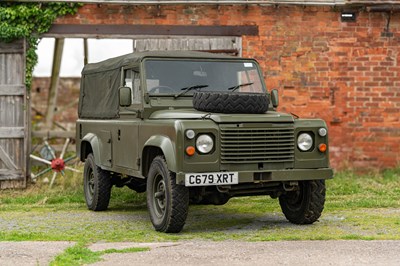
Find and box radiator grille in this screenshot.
[220,126,295,163]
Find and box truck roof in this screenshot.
[82,50,241,74]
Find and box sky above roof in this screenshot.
[33,38,133,77]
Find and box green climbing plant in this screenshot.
[0,2,81,88]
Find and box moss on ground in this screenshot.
[0,168,399,242]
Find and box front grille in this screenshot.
[220,126,295,163]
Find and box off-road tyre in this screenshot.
[192,91,269,114]
[83,153,112,211]
[146,156,189,233]
[279,180,325,224]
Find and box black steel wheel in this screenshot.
[83,153,112,211]
[146,156,189,233]
[279,180,326,224]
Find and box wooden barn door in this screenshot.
[0,39,29,189]
[133,37,242,56]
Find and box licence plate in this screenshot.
[185,172,238,187]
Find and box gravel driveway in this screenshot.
[1,240,399,266]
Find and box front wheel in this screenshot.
[83,153,112,211]
[279,180,326,224]
[146,156,189,233]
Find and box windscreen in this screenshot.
[144,59,265,95]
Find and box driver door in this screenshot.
[113,68,141,171]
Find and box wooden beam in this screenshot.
[0,127,24,138]
[84,38,88,65]
[0,85,25,96]
[0,169,24,181]
[45,38,64,129]
[367,5,400,12]
[54,98,79,115]
[0,39,24,54]
[31,106,68,131]
[0,145,18,170]
[9,0,349,5]
[32,130,76,139]
[45,24,259,37]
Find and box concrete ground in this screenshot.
[1,240,400,266]
[0,241,73,266]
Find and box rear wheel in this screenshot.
[146,156,189,233]
[279,180,325,224]
[83,153,112,211]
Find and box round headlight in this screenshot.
[297,133,313,151]
[196,134,214,154]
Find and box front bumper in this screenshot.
[176,168,333,185]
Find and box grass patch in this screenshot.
[51,242,101,266]
[0,167,399,242]
[50,242,148,266]
[326,168,400,210]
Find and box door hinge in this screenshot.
[136,158,141,166]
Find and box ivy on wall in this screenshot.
[0,2,81,88]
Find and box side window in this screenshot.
[124,69,141,104]
[132,71,141,104]
[124,69,133,90]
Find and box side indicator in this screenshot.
[318,143,327,153]
[186,146,195,156]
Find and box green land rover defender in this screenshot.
[76,51,333,233]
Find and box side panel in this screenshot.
[78,120,141,176]
[98,130,112,167]
[113,119,140,171]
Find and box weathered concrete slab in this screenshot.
[88,241,179,252]
[0,241,74,266]
[90,240,400,266]
[1,240,400,266]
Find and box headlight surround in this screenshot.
[297,133,313,151]
[196,134,214,154]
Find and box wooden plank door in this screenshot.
[0,39,29,188]
[133,37,242,56]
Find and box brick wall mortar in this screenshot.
[52,4,400,170]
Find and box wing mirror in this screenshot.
[119,86,132,107]
[271,89,279,108]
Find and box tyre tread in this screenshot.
[279,180,326,224]
[147,156,189,233]
[84,154,112,211]
[193,91,269,114]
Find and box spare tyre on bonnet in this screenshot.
[192,91,269,114]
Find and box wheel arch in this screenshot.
[80,133,101,166]
[142,136,177,178]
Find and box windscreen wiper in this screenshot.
[227,82,254,92]
[174,84,209,98]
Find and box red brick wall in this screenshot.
[54,4,400,170]
[31,78,80,130]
